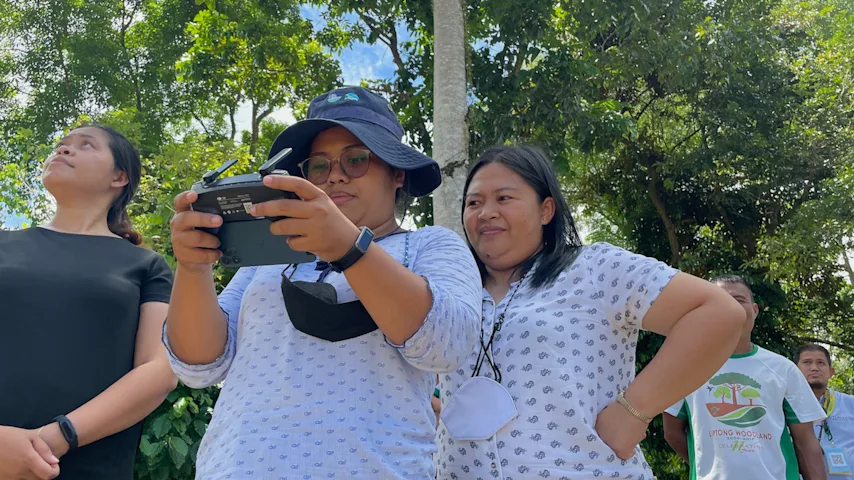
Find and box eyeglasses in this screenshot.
[297,148,372,185]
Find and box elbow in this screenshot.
[165,372,179,392]
[709,291,747,335]
[156,359,179,395]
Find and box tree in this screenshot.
[713,385,732,403]
[0,0,203,155]
[741,388,761,406]
[177,0,343,158]
[431,0,468,234]
[709,373,762,405]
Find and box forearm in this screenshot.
[51,359,176,449]
[626,300,743,415]
[797,436,828,480]
[667,433,690,463]
[344,244,433,346]
[165,265,227,364]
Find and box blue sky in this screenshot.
[3,6,405,229]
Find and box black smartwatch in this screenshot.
[52,415,78,450]
[330,226,374,272]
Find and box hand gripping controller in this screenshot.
[189,149,316,267]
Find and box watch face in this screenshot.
[356,227,374,252]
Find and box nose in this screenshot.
[55,144,73,156]
[326,158,349,184]
[477,200,499,221]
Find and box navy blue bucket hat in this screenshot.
[267,86,441,197]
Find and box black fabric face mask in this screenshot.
[279,231,410,343]
[280,273,379,342]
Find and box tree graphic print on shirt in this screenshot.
[706,372,768,428]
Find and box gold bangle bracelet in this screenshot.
[616,390,653,424]
[37,426,45,438]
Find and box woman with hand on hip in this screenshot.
[0,124,177,480]
[165,86,481,479]
[435,144,746,479]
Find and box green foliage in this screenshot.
[134,384,219,480]
[178,0,341,156]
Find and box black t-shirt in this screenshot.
[0,227,173,480]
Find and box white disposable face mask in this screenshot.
[440,376,518,441]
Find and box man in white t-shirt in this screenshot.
[663,275,828,480]
[796,344,854,479]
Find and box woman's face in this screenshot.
[463,162,555,274]
[42,127,127,200]
[308,126,403,229]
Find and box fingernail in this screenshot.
[263,176,273,186]
[212,216,222,225]
[249,206,256,215]
[50,455,59,463]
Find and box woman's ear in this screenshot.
[394,168,405,190]
[540,197,556,225]
[111,170,129,189]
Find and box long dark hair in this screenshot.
[74,124,143,245]
[461,144,583,289]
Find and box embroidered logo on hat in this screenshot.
[344,93,359,101]
[327,93,342,103]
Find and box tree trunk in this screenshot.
[250,101,258,157]
[730,386,738,405]
[432,0,468,236]
[648,166,681,265]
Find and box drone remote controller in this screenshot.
[190,149,316,267]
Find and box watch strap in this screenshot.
[52,414,79,450]
[330,227,373,272]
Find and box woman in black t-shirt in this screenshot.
[0,124,177,480]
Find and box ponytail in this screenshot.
[108,205,142,246]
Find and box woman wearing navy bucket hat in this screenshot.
[164,86,481,479]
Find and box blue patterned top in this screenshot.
[163,226,481,479]
[436,243,679,479]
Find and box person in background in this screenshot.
[796,344,854,478]
[664,275,827,480]
[435,144,746,479]
[165,86,481,479]
[0,124,177,480]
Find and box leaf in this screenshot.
[194,419,208,437]
[168,437,190,470]
[152,414,172,439]
[139,436,155,457]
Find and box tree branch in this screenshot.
[512,44,527,76]
[634,96,657,120]
[229,107,236,141]
[356,12,405,74]
[838,237,854,286]
[794,336,854,354]
[257,107,273,124]
[669,126,702,153]
[193,113,214,137]
[712,195,757,255]
[648,164,681,265]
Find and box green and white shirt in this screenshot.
[666,345,826,480]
